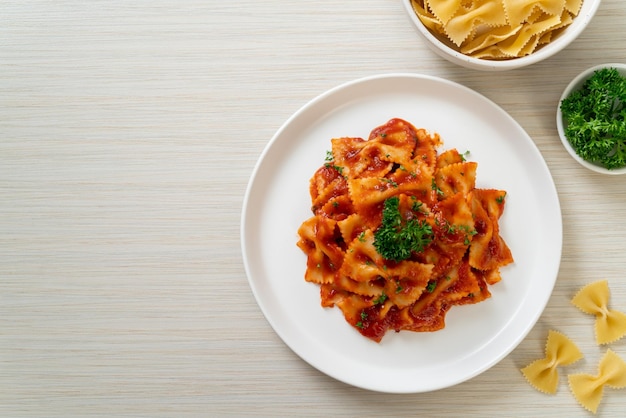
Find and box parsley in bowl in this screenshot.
[556,63,626,175]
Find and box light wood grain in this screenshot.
[1,1,626,416]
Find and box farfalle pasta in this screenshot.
[520,280,626,413]
[568,349,626,414]
[409,0,583,59]
[297,118,513,342]
[572,280,626,345]
[521,330,583,394]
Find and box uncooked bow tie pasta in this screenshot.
[410,0,583,59]
[571,280,626,345]
[521,330,583,394]
[568,349,626,414]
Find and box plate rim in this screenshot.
[241,72,563,393]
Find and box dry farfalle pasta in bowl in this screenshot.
[402,0,602,70]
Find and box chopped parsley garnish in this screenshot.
[431,178,444,197]
[373,293,388,305]
[426,281,437,293]
[560,67,626,170]
[458,224,477,245]
[380,178,398,188]
[324,163,344,176]
[410,197,425,213]
[356,310,368,328]
[373,196,433,262]
[496,193,506,204]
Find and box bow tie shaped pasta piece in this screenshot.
[568,349,626,414]
[521,330,583,394]
[571,280,626,345]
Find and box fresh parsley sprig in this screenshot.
[560,67,626,170]
[373,196,433,262]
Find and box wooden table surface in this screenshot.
[2,1,625,416]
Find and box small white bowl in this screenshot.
[556,63,626,175]
[402,0,601,71]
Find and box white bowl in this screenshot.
[402,0,602,71]
[556,63,626,175]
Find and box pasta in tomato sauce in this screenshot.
[297,118,513,342]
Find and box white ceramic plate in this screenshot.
[241,73,562,393]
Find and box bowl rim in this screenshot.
[556,63,626,175]
[401,0,602,71]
